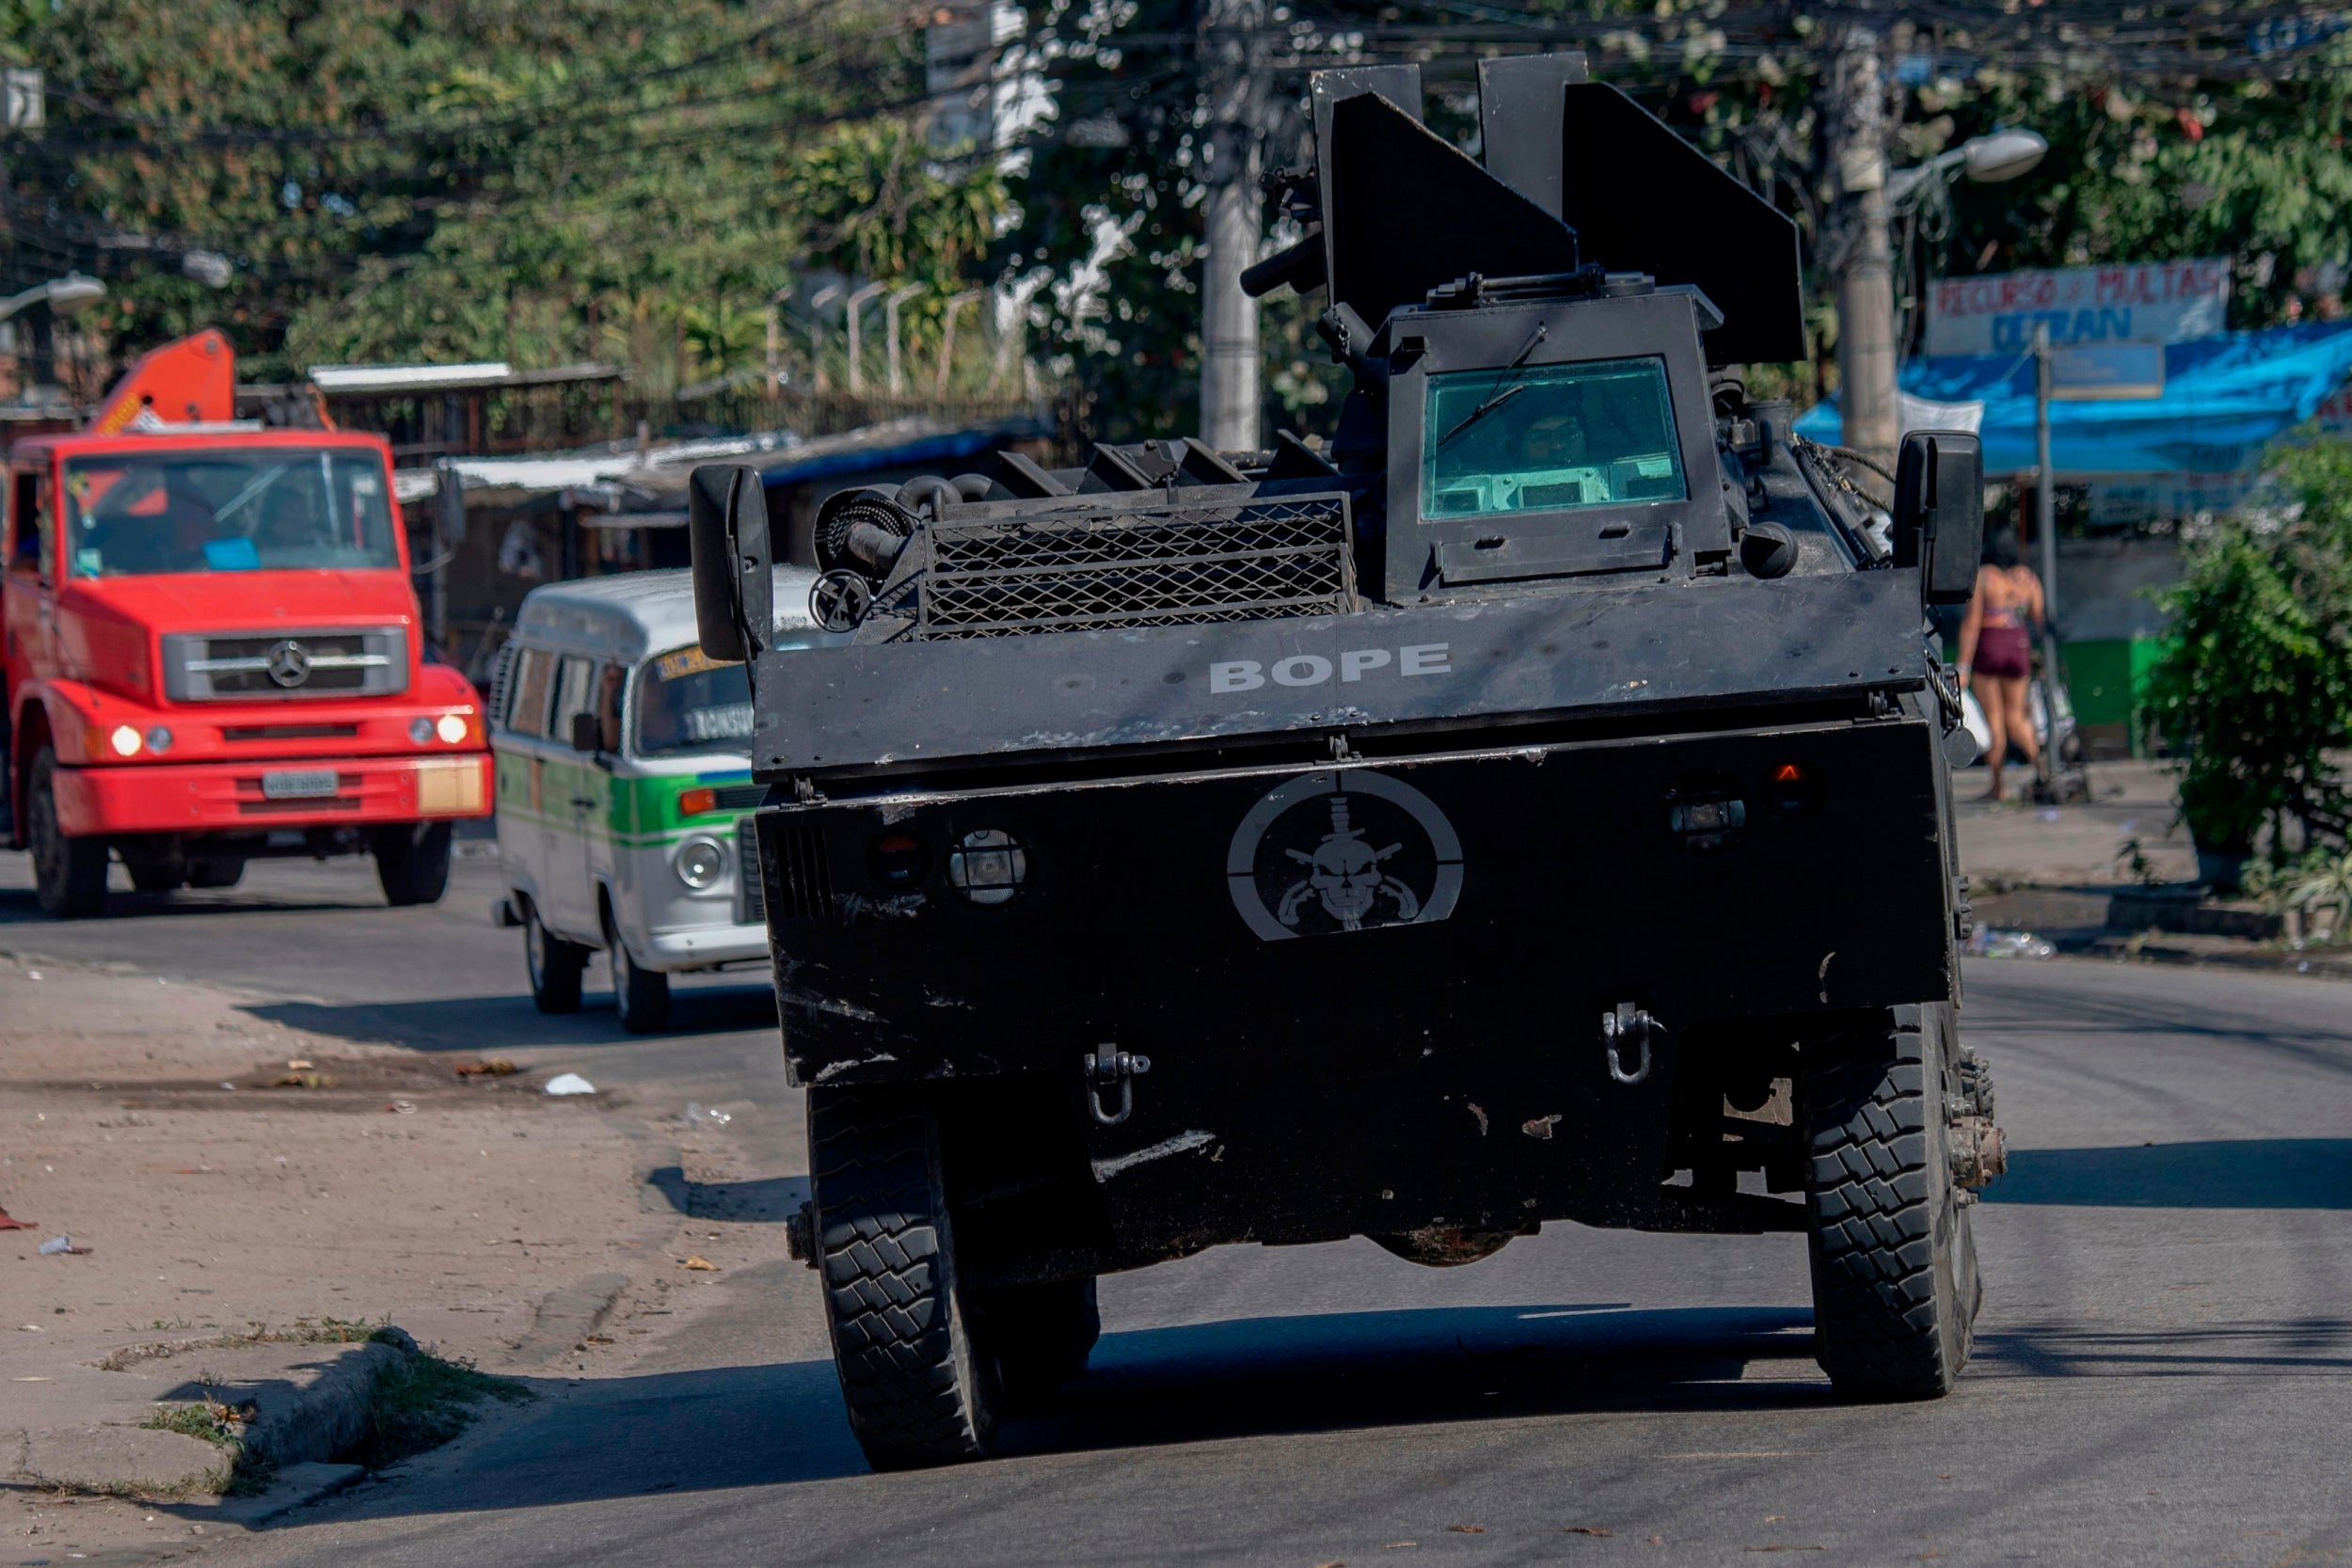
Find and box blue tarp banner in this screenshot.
[1795,321,2352,475]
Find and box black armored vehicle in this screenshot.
[688,54,2005,1470]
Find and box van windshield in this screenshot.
[61,450,399,577]
[636,645,753,758]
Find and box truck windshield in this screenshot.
[60,450,399,577]
[636,645,754,757]
[1422,356,1686,522]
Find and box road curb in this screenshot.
[2,1331,417,1505]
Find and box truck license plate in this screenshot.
[261,768,341,800]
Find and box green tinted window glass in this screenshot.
[1422,356,1685,523]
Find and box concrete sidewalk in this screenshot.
[1951,758,2196,888]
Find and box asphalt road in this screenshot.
[5,848,2348,1566]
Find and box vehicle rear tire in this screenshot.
[27,748,108,919]
[1803,1005,1979,1400]
[976,1276,1101,1406]
[603,906,671,1034]
[524,898,588,1014]
[186,857,246,890]
[372,822,453,907]
[126,859,185,894]
[809,1085,1001,1469]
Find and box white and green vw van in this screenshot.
[488,567,833,1032]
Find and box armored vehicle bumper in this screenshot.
[758,708,1955,1274]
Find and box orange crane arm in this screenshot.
[86,328,238,431]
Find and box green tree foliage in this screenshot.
[0,0,1007,387]
[1008,5,2352,443]
[2146,436,2352,859]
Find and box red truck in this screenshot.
[1,330,491,917]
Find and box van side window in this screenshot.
[549,656,596,743]
[507,647,556,736]
[594,663,626,752]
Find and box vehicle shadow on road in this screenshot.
[644,1165,808,1222]
[242,987,781,1053]
[1987,1139,2352,1209]
[273,1302,1828,1525]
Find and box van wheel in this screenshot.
[27,748,108,919]
[372,822,453,907]
[524,898,587,1014]
[604,906,671,1033]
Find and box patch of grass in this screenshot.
[139,1390,273,1496]
[343,1351,532,1472]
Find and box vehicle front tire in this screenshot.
[976,1276,1101,1406]
[1803,1005,1979,1399]
[603,908,671,1034]
[524,897,588,1014]
[810,1085,1001,1469]
[372,821,453,907]
[27,748,108,919]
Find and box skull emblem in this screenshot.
[1276,795,1423,931]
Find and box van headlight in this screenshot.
[674,836,727,891]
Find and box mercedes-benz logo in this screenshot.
[265,639,312,688]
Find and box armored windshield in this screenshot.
[61,450,399,577]
[636,645,754,757]
[1422,356,1686,522]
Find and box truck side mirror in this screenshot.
[1892,430,1984,607]
[568,711,601,753]
[688,465,773,662]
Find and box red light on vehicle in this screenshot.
[1764,761,1824,819]
[867,832,932,889]
[679,787,719,816]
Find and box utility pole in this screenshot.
[1824,22,1899,467]
[2033,322,2059,625]
[1197,0,1266,453]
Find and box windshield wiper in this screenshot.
[1436,321,1549,451]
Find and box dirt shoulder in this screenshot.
[0,946,718,1558]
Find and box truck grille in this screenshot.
[162,628,407,701]
[912,495,1356,639]
[736,816,765,926]
[742,815,834,925]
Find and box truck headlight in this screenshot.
[437,713,469,744]
[109,724,142,757]
[947,828,1027,905]
[674,836,727,891]
[145,726,174,754]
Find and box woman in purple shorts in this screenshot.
[1956,525,2046,802]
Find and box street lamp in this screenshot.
[1,273,107,405]
[1887,128,2049,208]
[0,272,106,323]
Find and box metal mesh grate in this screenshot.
[744,814,834,925]
[914,496,1354,639]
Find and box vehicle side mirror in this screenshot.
[1893,431,1984,607]
[569,712,601,753]
[688,465,774,662]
